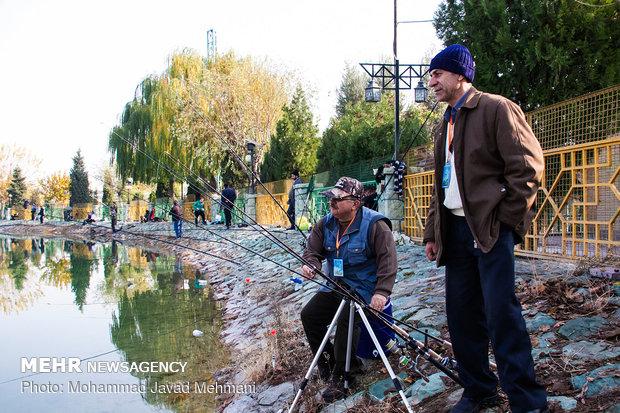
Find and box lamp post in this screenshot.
[360,0,430,161]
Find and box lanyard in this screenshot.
[335,218,355,257]
[445,115,454,162]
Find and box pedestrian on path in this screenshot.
[221,184,236,230]
[286,170,302,230]
[170,200,183,238]
[110,202,118,233]
[37,206,44,223]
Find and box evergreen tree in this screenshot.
[260,86,320,181]
[69,150,91,206]
[102,169,115,205]
[317,94,437,171]
[8,167,27,208]
[335,63,366,118]
[434,0,619,110]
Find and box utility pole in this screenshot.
[207,29,217,63]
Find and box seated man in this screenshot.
[300,177,397,402]
[83,211,96,225]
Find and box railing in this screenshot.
[521,137,619,259]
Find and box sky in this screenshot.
[0,0,444,187]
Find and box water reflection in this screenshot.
[0,237,229,412]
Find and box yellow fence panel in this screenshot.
[520,137,619,259]
[403,171,434,239]
[256,193,289,227]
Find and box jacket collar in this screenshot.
[443,86,477,122]
[461,86,481,110]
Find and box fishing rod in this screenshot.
[92,155,350,295]
[108,129,469,381]
[104,180,446,338]
[111,131,302,259]
[107,115,461,349]
[182,97,308,240]
[109,128,463,358]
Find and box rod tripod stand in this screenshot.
[288,297,413,413]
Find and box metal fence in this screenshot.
[402,86,619,260]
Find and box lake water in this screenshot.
[0,237,229,413]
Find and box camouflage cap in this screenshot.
[320,177,364,199]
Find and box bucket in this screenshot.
[356,298,396,359]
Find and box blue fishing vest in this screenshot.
[320,207,391,304]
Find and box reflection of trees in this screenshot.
[69,242,96,311]
[8,240,29,290]
[110,267,227,411]
[0,238,44,314]
[40,257,71,288]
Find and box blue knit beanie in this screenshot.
[429,44,475,82]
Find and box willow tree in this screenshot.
[109,49,290,195]
[108,77,178,196]
[199,52,289,181]
[158,50,290,189]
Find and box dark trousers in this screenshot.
[287,204,295,228]
[444,214,546,413]
[300,291,361,378]
[223,207,232,228]
[111,218,117,232]
[194,210,205,225]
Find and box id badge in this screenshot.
[441,162,451,188]
[333,259,344,277]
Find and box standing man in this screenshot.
[110,202,118,233]
[170,200,183,238]
[31,203,37,220]
[37,205,45,223]
[286,170,302,230]
[221,184,237,230]
[423,44,548,413]
[193,197,206,225]
[300,177,397,402]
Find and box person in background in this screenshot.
[169,200,183,238]
[110,202,118,233]
[31,203,37,220]
[423,44,548,413]
[37,206,45,224]
[286,170,302,230]
[361,185,378,211]
[193,197,206,225]
[221,184,237,230]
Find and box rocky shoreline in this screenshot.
[0,220,618,412]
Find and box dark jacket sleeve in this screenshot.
[371,219,397,297]
[302,218,325,271]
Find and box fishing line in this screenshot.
[368,102,440,212]
[181,95,308,239]
[106,124,465,380]
[92,173,337,293]
[109,129,458,350]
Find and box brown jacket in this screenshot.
[423,87,543,266]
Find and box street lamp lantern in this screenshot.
[365,79,382,103]
[414,80,428,103]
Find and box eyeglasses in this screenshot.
[330,197,357,203]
